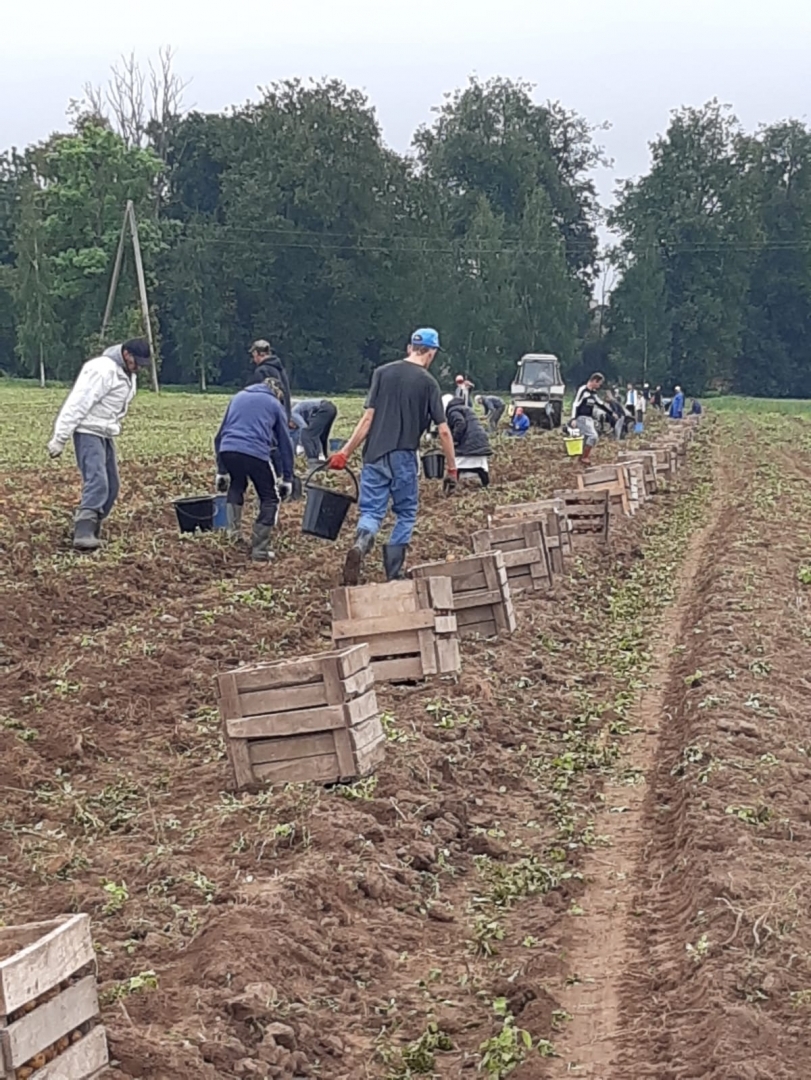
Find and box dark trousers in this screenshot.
[301,402,337,460]
[485,405,505,434]
[73,433,120,519]
[221,451,279,527]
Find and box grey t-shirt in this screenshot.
[363,360,445,464]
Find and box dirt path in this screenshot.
[546,445,722,1078]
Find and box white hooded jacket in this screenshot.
[50,345,137,450]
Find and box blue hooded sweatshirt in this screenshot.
[214,384,294,480]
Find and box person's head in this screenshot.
[263,376,284,402]
[249,339,272,365]
[407,328,441,367]
[515,407,524,417]
[627,381,633,390]
[441,393,454,413]
[121,338,151,374]
[474,394,483,406]
[675,385,682,393]
[455,374,464,386]
[605,388,614,401]
[587,372,605,390]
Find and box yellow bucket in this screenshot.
[564,435,584,457]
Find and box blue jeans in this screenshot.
[73,433,120,519]
[358,450,419,545]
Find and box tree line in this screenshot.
[1,59,810,397]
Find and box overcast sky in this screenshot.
[3,0,809,218]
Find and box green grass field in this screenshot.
[2,381,810,470]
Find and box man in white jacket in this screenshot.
[47,339,151,551]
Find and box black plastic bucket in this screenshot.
[174,495,215,533]
[421,451,445,480]
[302,465,359,541]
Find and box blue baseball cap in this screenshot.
[410,328,442,350]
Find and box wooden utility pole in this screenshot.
[100,200,160,393]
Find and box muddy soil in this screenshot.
[0,418,755,1079]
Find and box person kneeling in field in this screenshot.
[442,394,492,487]
[214,379,294,562]
[290,398,338,470]
[328,328,456,585]
[505,406,530,437]
[47,338,151,552]
[570,372,615,466]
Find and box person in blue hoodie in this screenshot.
[669,385,685,420]
[214,380,294,562]
[506,406,530,437]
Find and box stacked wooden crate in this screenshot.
[0,915,108,1080]
[218,644,384,789]
[411,552,516,640]
[551,489,610,542]
[576,464,632,516]
[470,520,552,594]
[331,578,460,683]
[618,451,658,497]
[492,499,572,572]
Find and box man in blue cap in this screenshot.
[328,328,457,584]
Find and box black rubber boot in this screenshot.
[226,503,243,539]
[342,529,375,586]
[250,523,274,562]
[73,512,102,552]
[383,543,408,581]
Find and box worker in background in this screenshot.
[475,393,505,434]
[442,393,492,487]
[625,381,638,417]
[669,385,685,419]
[47,338,151,552]
[635,386,647,429]
[571,372,614,466]
[247,339,292,420]
[691,398,702,416]
[328,328,456,584]
[290,398,338,470]
[506,406,530,437]
[604,389,627,441]
[651,385,663,411]
[454,374,475,407]
[214,379,294,562]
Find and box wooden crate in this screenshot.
[331,578,460,683]
[621,460,646,508]
[470,520,552,594]
[492,499,572,571]
[218,644,384,789]
[410,552,516,640]
[618,451,658,497]
[576,464,632,516]
[649,444,677,478]
[0,915,108,1080]
[552,489,610,541]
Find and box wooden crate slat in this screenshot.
[341,665,375,699]
[435,634,461,673]
[350,714,385,754]
[344,690,380,726]
[333,580,417,619]
[2,974,99,1069]
[451,588,504,611]
[500,548,544,569]
[458,618,498,638]
[253,753,346,785]
[337,628,434,659]
[24,1024,108,1080]
[373,656,425,683]
[248,731,342,766]
[235,682,329,718]
[331,609,436,640]
[0,916,94,1017]
[226,704,346,740]
[335,644,370,680]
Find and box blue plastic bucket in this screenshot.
[213,494,228,530]
[634,422,644,434]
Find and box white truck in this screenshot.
[510,353,565,429]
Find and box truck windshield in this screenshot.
[519,361,555,386]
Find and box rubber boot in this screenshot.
[383,543,408,581]
[73,511,102,552]
[250,522,274,562]
[226,502,243,540]
[342,529,375,587]
[581,445,592,467]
